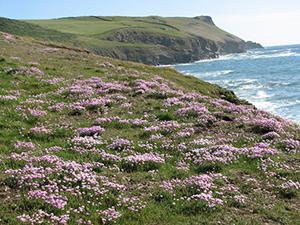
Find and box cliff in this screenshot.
[0,16,263,65]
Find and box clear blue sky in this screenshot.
[0,0,299,45]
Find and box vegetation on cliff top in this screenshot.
[0,32,298,224]
[0,16,262,65]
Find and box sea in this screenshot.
[174,44,300,123]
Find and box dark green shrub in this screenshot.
[279,189,298,199]
[196,163,223,173]
[157,112,173,121]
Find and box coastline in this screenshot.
[173,44,300,124]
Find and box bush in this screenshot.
[279,189,298,199]
[195,163,223,173]
[157,112,173,121]
[147,92,168,99]
[3,176,18,189]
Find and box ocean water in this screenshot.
[174,44,300,123]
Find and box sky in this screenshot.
[0,0,299,46]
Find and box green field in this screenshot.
[25,16,241,42]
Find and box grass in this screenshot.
[0,33,298,224]
[0,15,246,65]
[0,17,76,43]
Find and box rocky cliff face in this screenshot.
[102,28,262,65]
[102,30,219,65]
[245,41,264,50]
[0,16,264,65]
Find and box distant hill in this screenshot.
[0,17,75,42]
[0,16,263,65]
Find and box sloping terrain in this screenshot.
[0,17,76,43]
[0,32,299,225]
[0,16,262,65]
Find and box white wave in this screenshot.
[275,99,300,108]
[267,81,291,87]
[254,90,272,99]
[227,79,264,91]
[163,48,300,68]
[201,70,234,77]
[253,101,277,111]
[251,51,300,59]
[192,49,300,63]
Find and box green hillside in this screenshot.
[0,16,262,65]
[0,17,76,43]
[25,16,238,41]
[0,32,298,225]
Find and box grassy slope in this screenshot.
[23,16,241,50]
[25,16,242,42]
[0,16,251,65]
[25,16,243,50]
[0,17,76,43]
[0,33,299,225]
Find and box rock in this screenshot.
[245,41,264,50]
[194,16,215,26]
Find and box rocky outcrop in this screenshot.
[245,41,264,50]
[102,29,262,65]
[194,16,215,26]
[102,30,219,65]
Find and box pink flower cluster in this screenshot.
[108,138,131,150]
[262,131,280,140]
[161,174,215,192]
[48,102,66,112]
[29,66,45,76]
[245,143,278,158]
[68,77,130,97]
[280,180,300,190]
[282,139,300,153]
[175,102,208,117]
[28,190,68,209]
[251,118,284,133]
[76,126,105,136]
[161,174,241,208]
[124,153,165,164]
[5,153,127,223]
[134,78,175,95]
[70,136,104,149]
[0,95,17,101]
[17,210,69,224]
[144,121,181,133]
[98,207,122,224]
[29,126,52,135]
[96,116,148,127]
[185,143,278,165]
[14,141,35,150]
[28,108,47,117]
[190,192,224,208]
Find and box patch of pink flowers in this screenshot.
[98,207,122,224]
[108,138,131,150]
[124,153,165,164]
[76,126,105,136]
[14,141,35,150]
[28,108,47,117]
[29,126,52,135]
[28,190,68,209]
